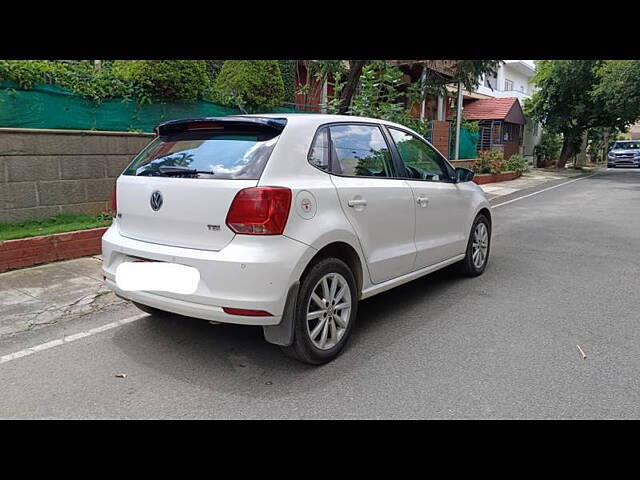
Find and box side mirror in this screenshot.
[455,167,474,183]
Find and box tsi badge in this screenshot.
[295,190,317,220]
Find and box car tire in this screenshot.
[132,302,172,317]
[457,214,491,277]
[281,257,358,365]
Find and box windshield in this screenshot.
[612,142,640,150]
[123,129,280,179]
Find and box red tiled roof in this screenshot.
[461,97,521,121]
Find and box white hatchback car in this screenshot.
[102,114,491,364]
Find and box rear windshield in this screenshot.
[613,142,640,150]
[123,129,280,179]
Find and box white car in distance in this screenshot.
[102,114,492,364]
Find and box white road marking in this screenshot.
[491,173,599,208]
[0,313,148,365]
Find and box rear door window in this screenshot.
[327,124,394,177]
[123,129,280,179]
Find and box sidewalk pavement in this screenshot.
[0,167,599,339]
[480,168,591,202]
[0,256,126,338]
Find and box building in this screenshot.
[449,60,541,164]
[628,122,640,140]
[460,97,527,159]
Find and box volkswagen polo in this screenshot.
[102,114,492,364]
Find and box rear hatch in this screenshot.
[116,117,286,251]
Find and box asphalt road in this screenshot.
[1,168,639,419]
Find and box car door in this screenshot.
[386,126,469,270]
[325,123,416,284]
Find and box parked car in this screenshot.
[608,140,640,168]
[102,114,492,364]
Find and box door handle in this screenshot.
[416,195,429,207]
[347,199,367,208]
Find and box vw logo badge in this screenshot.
[150,190,163,211]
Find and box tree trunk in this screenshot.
[602,128,610,165]
[557,137,576,169]
[337,60,368,114]
[575,131,589,168]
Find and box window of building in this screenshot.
[505,78,514,91]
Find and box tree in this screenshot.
[452,60,502,92]
[527,60,602,168]
[112,60,210,103]
[527,60,640,169]
[213,60,285,113]
[337,60,369,114]
[591,60,640,162]
[295,60,345,110]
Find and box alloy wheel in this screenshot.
[306,272,352,350]
[472,222,489,269]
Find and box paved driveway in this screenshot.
[1,168,638,419]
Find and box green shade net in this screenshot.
[451,128,479,159]
[0,81,301,133]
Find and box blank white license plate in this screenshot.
[115,261,200,295]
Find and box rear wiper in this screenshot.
[158,166,215,176]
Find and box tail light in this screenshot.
[226,187,292,235]
[111,184,117,213]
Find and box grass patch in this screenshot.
[0,213,112,241]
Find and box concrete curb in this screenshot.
[0,227,107,273]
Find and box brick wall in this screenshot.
[503,141,520,160]
[0,128,154,223]
[431,120,450,160]
[0,227,107,273]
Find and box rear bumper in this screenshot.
[101,223,316,326]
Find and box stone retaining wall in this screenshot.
[0,128,154,223]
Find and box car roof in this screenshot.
[231,113,413,130]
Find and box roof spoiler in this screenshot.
[155,117,288,136]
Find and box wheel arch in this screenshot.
[477,206,492,228]
[301,241,364,298]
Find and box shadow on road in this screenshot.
[110,263,473,399]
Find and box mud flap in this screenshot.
[262,281,299,346]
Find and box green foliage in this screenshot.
[474,150,505,174]
[534,129,562,159]
[349,62,406,122]
[504,153,528,173]
[592,60,640,130]
[462,120,479,133]
[0,213,112,241]
[0,60,135,103]
[474,150,527,174]
[0,60,49,88]
[212,60,284,113]
[0,60,210,105]
[205,60,225,81]
[528,59,640,166]
[453,60,503,92]
[111,60,209,103]
[528,60,601,148]
[278,60,297,104]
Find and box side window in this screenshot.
[328,124,393,178]
[388,128,450,182]
[308,127,330,171]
